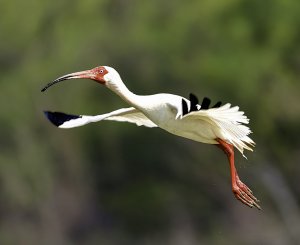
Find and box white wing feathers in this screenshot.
[45,107,157,129]
[103,108,157,128]
[45,100,254,155]
[183,103,255,155]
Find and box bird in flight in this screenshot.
[41,66,260,209]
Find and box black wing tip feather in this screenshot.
[189,93,199,104]
[212,101,222,108]
[44,111,81,127]
[189,93,199,112]
[200,97,211,110]
[181,93,223,117]
[181,99,189,116]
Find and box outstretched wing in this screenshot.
[44,107,158,129]
[182,103,255,156]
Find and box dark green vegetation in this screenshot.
[1,0,300,244]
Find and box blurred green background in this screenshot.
[1,0,300,244]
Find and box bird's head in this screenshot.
[41,66,121,92]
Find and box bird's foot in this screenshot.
[232,180,261,210]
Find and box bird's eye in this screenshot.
[100,70,104,73]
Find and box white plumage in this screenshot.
[58,107,158,129]
[42,65,260,209]
[56,94,254,156]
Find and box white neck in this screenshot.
[106,75,141,108]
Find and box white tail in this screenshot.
[208,103,255,156]
[184,103,255,156]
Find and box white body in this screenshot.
[53,66,255,156]
[134,93,217,144]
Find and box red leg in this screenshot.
[216,139,261,209]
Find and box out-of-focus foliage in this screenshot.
[0,0,300,244]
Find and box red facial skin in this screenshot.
[86,66,109,84]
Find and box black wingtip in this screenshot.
[200,97,211,110]
[189,93,199,104]
[189,93,199,112]
[181,99,189,116]
[212,101,222,108]
[44,111,81,127]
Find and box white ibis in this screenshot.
[41,66,260,209]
